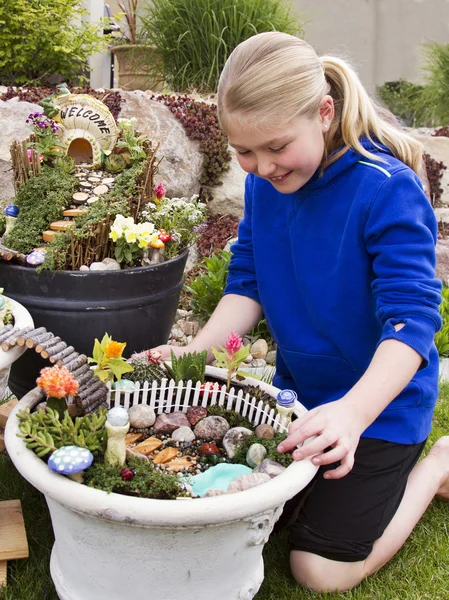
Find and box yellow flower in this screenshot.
[104,341,126,358]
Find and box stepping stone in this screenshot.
[165,455,197,472]
[72,192,89,204]
[49,221,73,232]
[87,197,99,205]
[125,432,145,446]
[103,178,115,185]
[88,177,101,183]
[153,447,179,465]
[79,182,92,189]
[42,230,61,242]
[0,500,29,588]
[93,184,108,196]
[133,436,163,455]
[63,208,88,217]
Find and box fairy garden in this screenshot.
[15,330,296,500]
[0,87,206,272]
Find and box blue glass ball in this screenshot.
[5,205,19,217]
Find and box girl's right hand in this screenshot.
[149,344,188,361]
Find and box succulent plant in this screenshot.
[104,152,127,174]
[163,349,207,384]
[126,355,168,384]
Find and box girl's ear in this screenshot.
[319,95,334,130]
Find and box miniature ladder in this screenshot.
[0,500,29,588]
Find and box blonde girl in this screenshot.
[153,32,449,591]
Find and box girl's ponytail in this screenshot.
[321,56,423,174]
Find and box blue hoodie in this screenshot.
[224,139,442,444]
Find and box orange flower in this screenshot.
[36,365,79,399]
[104,340,126,359]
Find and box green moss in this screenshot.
[232,433,293,468]
[4,166,77,254]
[84,456,184,499]
[206,405,253,429]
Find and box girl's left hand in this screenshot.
[277,398,367,480]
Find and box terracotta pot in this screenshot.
[110,44,163,91]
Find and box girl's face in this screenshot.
[226,99,333,194]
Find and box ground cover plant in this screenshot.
[1,384,447,600]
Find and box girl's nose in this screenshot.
[257,158,276,178]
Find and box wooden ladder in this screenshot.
[0,500,29,588]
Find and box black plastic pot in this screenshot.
[0,250,188,398]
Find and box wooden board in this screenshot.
[63,208,88,217]
[42,230,61,243]
[49,220,73,232]
[0,561,6,588]
[0,433,5,453]
[0,500,29,561]
[0,399,18,428]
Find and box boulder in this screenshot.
[436,239,449,284]
[410,132,449,206]
[0,99,41,162]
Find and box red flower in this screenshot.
[224,331,242,357]
[154,183,166,199]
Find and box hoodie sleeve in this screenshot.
[364,168,442,367]
[224,175,261,304]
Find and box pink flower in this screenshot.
[224,331,243,357]
[27,149,44,163]
[154,183,166,199]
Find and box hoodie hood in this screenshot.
[301,136,394,194]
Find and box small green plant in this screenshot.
[415,42,449,126]
[186,250,231,324]
[435,285,449,358]
[17,406,108,458]
[26,112,66,164]
[116,118,147,165]
[206,405,253,429]
[376,79,427,127]
[163,349,207,384]
[232,432,293,468]
[0,289,13,327]
[3,165,78,254]
[84,456,184,499]
[141,0,303,92]
[0,0,109,86]
[126,354,168,384]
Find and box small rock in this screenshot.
[176,308,190,320]
[200,442,219,456]
[255,424,275,440]
[246,443,267,468]
[250,339,269,360]
[102,257,121,270]
[244,354,253,364]
[128,404,156,428]
[153,411,190,434]
[265,350,276,365]
[172,426,195,442]
[204,488,226,497]
[79,265,89,271]
[254,458,286,478]
[89,262,109,271]
[194,416,230,441]
[179,320,198,336]
[249,358,266,369]
[228,472,271,492]
[222,427,253,459]
[186,406,207,426]
[171,326,185,341]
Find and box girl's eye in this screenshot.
[269,145,287,153]
[237,150,251,156]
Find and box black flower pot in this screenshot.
[0,250,188,398]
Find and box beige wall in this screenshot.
[291,0,449,93]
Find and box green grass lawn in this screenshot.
[1,387,448,600]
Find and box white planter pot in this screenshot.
[0,296,34,397]
[6,368,318,600]
[439,357,449,382]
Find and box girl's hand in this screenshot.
[277,398,367,480]
[147,344,187,361]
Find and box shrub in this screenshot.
[0,0,108,86]
[435,285,449,358]
[141,0,303,93]
[376,79,427,127]
[415,42,449,126]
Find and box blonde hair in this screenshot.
[218,32,423,174]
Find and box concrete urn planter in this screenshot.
[439,357,449,382]
[5,367,318,600]
[0,296,34,398]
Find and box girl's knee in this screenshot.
[290,550,366,592]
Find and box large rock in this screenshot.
[119,91,203,199]
[410,132,449,207]
[436,239,449,284]
[0,99,41,196]
[205,155,246,218]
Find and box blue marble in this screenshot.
[190,463,252,497]
[5,205,19,217]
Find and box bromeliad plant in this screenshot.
[212,331,251,391]
[36,365,79,419]
[88,333,134,383]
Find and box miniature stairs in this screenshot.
[0,500,29,588]
[42,208,87,243]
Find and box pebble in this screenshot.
[222,427,253,459]
[186,406,207,426]
[153,411,190,434]
[194,416,229,441]
[250,339,269,360]
[246,443,267,468]
[265,350,276,365]
[255,424,275,440]
[227,472,271,492]
[171,426,195,442]
[128,404,156,428]
[254,459,286,479]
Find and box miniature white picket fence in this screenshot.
[107,378,292,434]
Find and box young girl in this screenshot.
[153,32,449,591]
